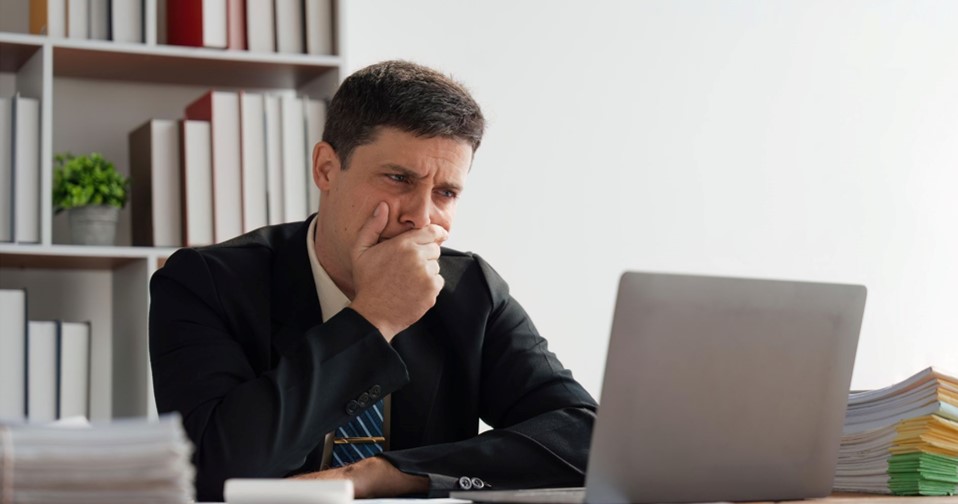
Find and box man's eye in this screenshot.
[437,189,459,199]
[387,174,409,183]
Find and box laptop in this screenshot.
[451,272,866,504]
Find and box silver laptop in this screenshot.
[452,272,866,504]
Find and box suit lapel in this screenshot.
[270,216,324,357]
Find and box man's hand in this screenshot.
[349,202,447,341]
[290,456,429,498]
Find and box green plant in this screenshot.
[52,153,130,212]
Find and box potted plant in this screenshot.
[53,152,130,246]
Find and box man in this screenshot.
[150,60,597,501]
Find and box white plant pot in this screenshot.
[68,205,119,246]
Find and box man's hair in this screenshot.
[323,60,485,168]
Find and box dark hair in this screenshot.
[323,60,485,168]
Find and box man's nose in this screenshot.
[399,191,433,229]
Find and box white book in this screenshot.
[58,321,91,420]
[66,0,89,39]
[180,120,214,246]
[304,97,326,214]
[129,119,182,247]
[13,94,41,244]
[0,289,27,420]
[89,0,109,39]
[264,95,283,225]
[304,0,333,55]
[33,0,67,37]
[0,98,12,242]
[245,0,274,53]
[274,0,303,54]
[240,92,268,232]
[204,0,228,48]
[111,0,144,43]
[280,95,307,222]
[27,320,60,423]
[185,91,243,243]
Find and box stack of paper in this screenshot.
[835,367,958,496]
[0,415,194,503]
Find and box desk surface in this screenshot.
[761,494,956,503]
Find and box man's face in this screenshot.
[313,126,473,286]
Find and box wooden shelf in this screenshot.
[0,37,42,72]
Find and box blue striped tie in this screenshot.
[330,399,385,467]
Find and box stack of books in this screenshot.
[835,367,958,496]
[0,415,194,503]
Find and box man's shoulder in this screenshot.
[438,247,510,300]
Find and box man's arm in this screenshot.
[149,247,410,502]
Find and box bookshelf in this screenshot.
[0,0,345,421]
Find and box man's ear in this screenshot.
[312,141,340,191]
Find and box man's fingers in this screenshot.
[409,224,449,245]
[354,202,389,253]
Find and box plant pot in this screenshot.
[68,205,119,246]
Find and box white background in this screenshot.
[344,0,958,396]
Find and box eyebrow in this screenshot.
[382,163,464,194]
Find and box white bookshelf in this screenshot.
[0,0,345,420]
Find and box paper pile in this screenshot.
[835,367,958,496]
[0,414,194,503]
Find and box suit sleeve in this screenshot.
[149,248,410,502]
[379,255,598,496]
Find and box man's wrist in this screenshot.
[349,302,399,340]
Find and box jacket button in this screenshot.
[345,400,360,415]
[369,385,381,398]
[458,476,473,490]
[357,392,370,406]
[471,477,485,489]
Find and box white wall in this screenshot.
[344,0,958,396]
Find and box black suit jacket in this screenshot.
[149,216,597,502]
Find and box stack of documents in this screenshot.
[835,367,958,496]
[0,414,194,503]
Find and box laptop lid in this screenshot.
[584,272,865,503]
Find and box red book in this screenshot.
[167,0,227,48]
[227,0,246,50]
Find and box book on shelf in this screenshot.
[57,321,91,420]
[274,0,305,54]
[0,97,12,243]
[264,94,284,225]
[834,367,958,496]
[109,0,144,43]
[166,0,228,49]
[245,0,275,53]
[304,97,326,213]
[179,120,215,246]
[0,289,27,420]
[239,92,268,232]
[0,414,195,503]
[89,0,109,40]
[280,94,308,222]
[29,0,67,37]
[13,94,41,245]
[227,0,246,50]
[185,91,244,243]
[305,0,334,55]
[129,119,183,247]
[27,320,60,423]
[66,0,89,39]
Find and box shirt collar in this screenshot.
[306,217,351,323]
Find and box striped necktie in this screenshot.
[330,399,385,467]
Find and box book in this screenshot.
[58,321,91,419]
[304,0,333,55]
[304,97,326,214]
[13,94,41,244]
[66,0,89,39]
[30,0,66,37]
[129,119,183,247]
[274,0,304,54]
[227,0,246,50]
[185,91,243,243]
[179,120,214,246]
[280,94,307,222]
[834,367,958,496]
[110,0,144,43]
[245,0,274,53]
[239,92,267,232]
[89,0,109,39]
[166,0,228,48]
[0,414,195,503]
[0,289,27,420]
[0,97,12,242]
[264,94,283,225]
[27,320,60,423]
